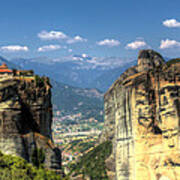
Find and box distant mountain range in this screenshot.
[10,54,136,92]
[0,55,104,122]
[0,54,169,123]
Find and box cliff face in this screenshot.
[102,50,180,180]
[0,75,61,171]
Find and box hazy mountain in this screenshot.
[11,54,136,92]
[91,65,136,91]
[0,56,20,69]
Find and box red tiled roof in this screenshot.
[0,63,12,73]
[0,69,12,73]
[0,63,8,69]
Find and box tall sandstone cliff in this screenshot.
[0,75,61,171]
[101,50,180,180]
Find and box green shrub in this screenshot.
[0,151,63,180]
[35,75,44,87]
[31,148,45,168]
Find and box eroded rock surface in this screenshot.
[102,50,180,180]
[0,76,61,171]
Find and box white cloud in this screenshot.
[38,30,68,40]
[97,39,120,47]
[38,30,88,45]
[163,19,180,28]
[0,45,29,52]
[126,40,147,50]
[67,35,87,44]
[38,45,61,52]
[160,39,180,49]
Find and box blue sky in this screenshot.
[0,0,180,59]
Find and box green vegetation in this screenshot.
[31,148,45,168]
[20,70,34,76]
[12,69,17,76]
[67,139,82,150]
[166,58,180,67]
[0,151,65,180]
[65,139,96,153]
[77,141,96,153]
[35,75,45,87]
[69,141,112,180]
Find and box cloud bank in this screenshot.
[38,30,88,45]
[0,45,29,52]
[163,19,180,28]
[38,45,61,52]
[38,30,68,40]
[97,39,120,47]
[160,39,180,49]
[67,36,87,44]
[126,40,147,50]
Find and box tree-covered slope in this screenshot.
[0,151,66,180]
[68,141,112,180]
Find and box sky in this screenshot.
[0,0,180,59]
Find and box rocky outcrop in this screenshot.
[102,50,180,180]
[0,75,61,171]
[137,49,164,71]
